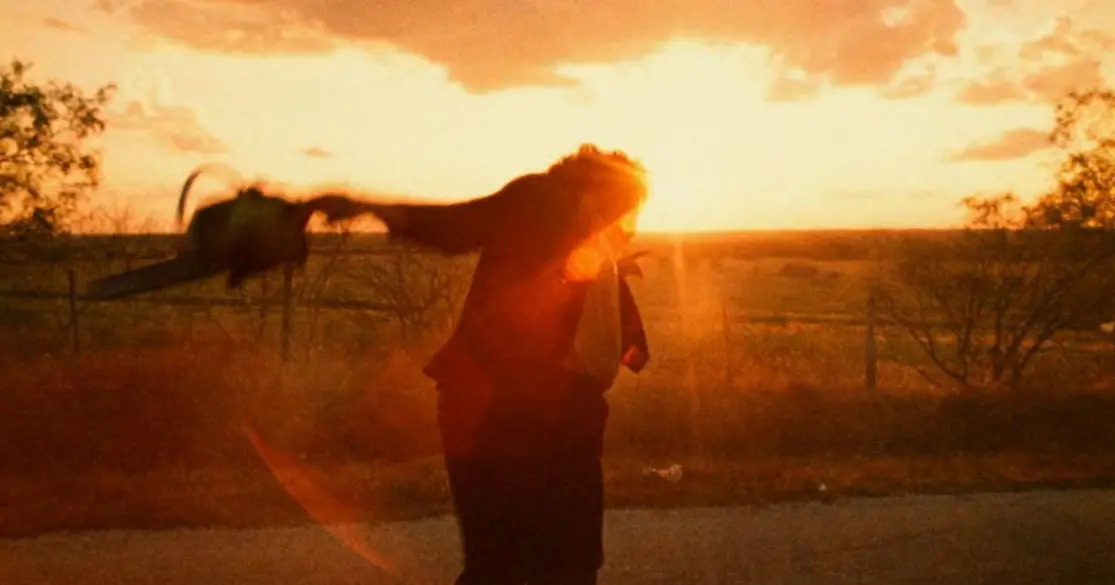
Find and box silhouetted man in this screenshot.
[371,144,651,585]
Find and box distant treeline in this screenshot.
[6,227,1111,264]
[0,229,965,263]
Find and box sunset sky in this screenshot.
[3,0,1115,232]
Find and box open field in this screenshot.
[3,230,1115,538]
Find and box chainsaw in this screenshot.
[84,167,385,300]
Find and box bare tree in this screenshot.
[876,194,1115,390]
[876,88,1115,391]
[289,221,355,355]
[340,243,475,342]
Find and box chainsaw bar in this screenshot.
[83,256,221,300]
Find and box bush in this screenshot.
[5,349,1113,478]
[776,261,821,279]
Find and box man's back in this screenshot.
[422,236,591,387]
[371,144,650,585]
[375,168,639,389]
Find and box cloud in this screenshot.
[92,0,128,12]
[944,128,1052,162]
[1018,16,1115,61]
[973,44,1004,65]
[954,17,1113,106]
[108,100,228,155]
[126,0,967,93]
[955,75,1028,105]
[130,0,334,55]
[41,17,85,33]
[300,146,331,158]
[1021,59,1105,102]
[878,63,937,99]
[832,190,883,200]
[955,59,1106,106]
[833,188,939,200]
[766,73,822,102]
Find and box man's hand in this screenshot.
[302,195,408,230]
[617,250,651,278]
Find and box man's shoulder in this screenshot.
[495,172,562,197]
[482,172,576,234]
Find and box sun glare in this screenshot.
[639,170,703,233]
[49,23,1064,234]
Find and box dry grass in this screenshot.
[3,341,1115,538]
[4,233,1115,537]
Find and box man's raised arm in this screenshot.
[372,196,496,255]
[359,173,558,255]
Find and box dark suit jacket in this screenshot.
[378,173,650,393]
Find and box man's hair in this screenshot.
[543,143,649,230]
[546,145,647,196]
[547,144,647,177]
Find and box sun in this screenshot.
[637,173,689,233]
[632,153,719,234]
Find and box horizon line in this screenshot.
[54,225,967,238]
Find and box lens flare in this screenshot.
[242,423,399,575]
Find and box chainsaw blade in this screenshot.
[83,256,222,300]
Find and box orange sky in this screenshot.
[3,0,1114,232]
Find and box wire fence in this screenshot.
[4,250,1111,394]
[0,262,888,392]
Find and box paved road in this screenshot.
[3,490,1114,585]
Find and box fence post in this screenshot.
[281,262,294,363]
[67,269,80,354]
[721,294,732,390]
[1110,323,1115,361]
[865,282,878,393]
